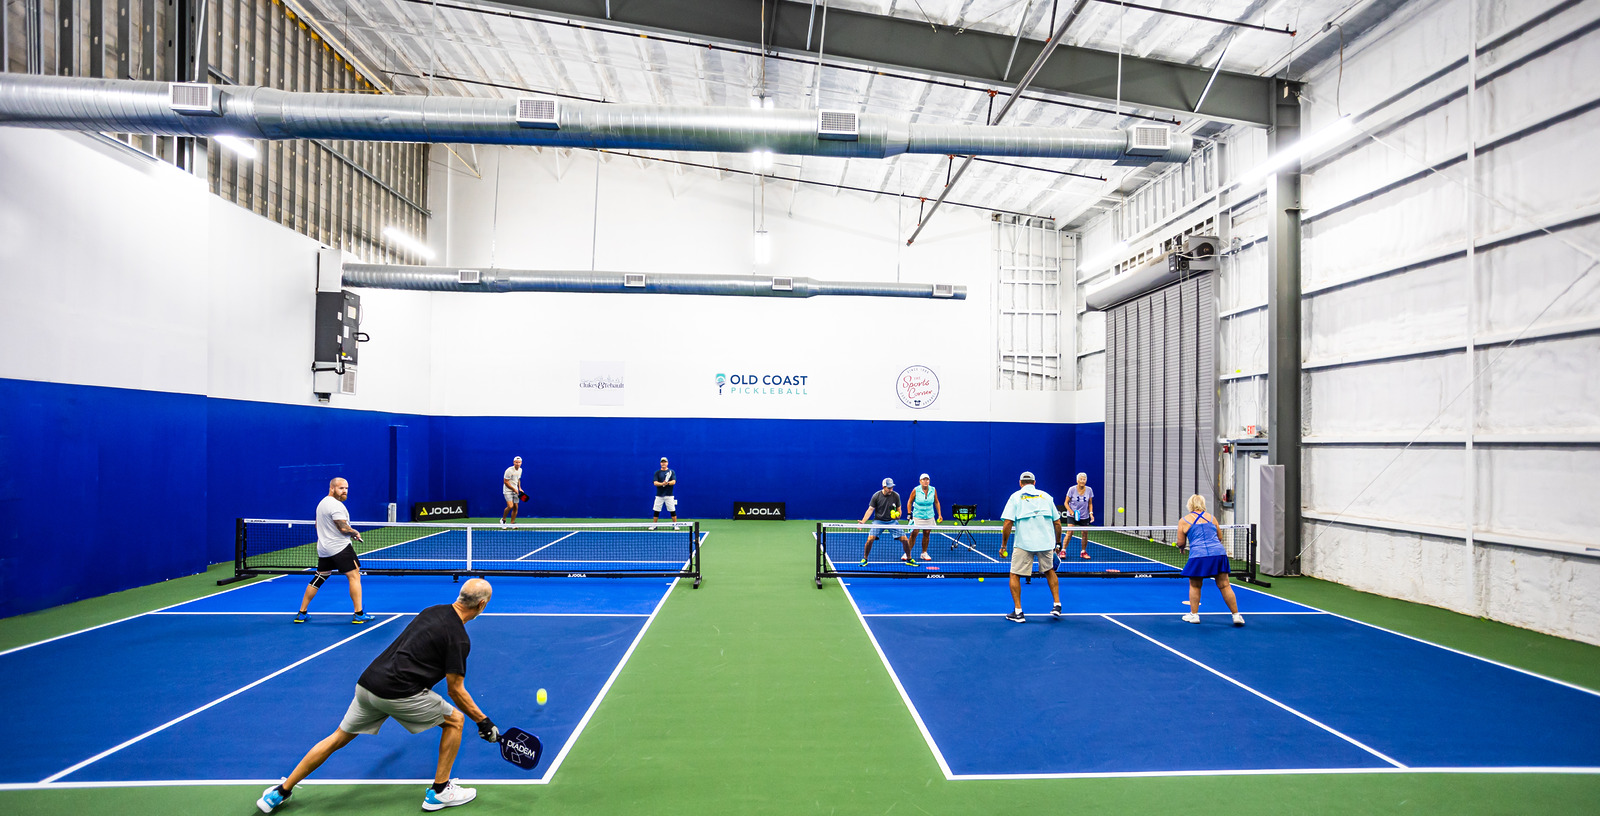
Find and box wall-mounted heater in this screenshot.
[1085,235,1219,311]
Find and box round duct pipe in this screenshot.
[341,265,966,300]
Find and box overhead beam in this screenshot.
[478,0,1275,126]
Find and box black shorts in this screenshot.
[317,544,361,574]
[1064,515,1092,526]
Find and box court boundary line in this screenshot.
[1225,582,1600,699]
[515,531,577,560]
[833,577,957,779]
[6,764,1600,790]
[1101,615,1407,768]
[149,611,653,617]
[861,611,1327,617]
[0,574,287,658]
[533,575,682,784]
[38,615,404,783]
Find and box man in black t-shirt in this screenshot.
[859,477,914,565]
[650,456,677,530]
[257,579,498,814]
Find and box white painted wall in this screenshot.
[426,146,1080,423]
[0,127,433,414]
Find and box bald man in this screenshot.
[259,579,498,813]
[295,477,373,625]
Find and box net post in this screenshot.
[1245,523,1271,587]
[466,524,474,573]
[216,517,252,585]
[692,521,701,588]
[815,522,825,588]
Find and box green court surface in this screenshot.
[2,518,1597,815]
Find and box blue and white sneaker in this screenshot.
[422,780,477,811]
[351,613,376,624]
[292,612,309,624]
[257,783,290,812]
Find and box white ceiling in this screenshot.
[297,0,1367,230]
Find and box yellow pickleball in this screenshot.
[536,688,548,705]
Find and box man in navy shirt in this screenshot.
[258,579,498,813]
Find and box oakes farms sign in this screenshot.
[896,365,940,408]
[412,500,469,521]
[732,501,787,520]
[716,372,810,396]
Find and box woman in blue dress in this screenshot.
[1176,494,1244,626]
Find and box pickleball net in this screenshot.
[231,519,701,585]
[815,521,1255,585]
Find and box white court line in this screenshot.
[0,574,287,658]
[834,577,957,780]
[533,575,682,784]
[149,611,650,617]
[1227,581,1600,700]
[38,615,403,784]
[1100,614,1406,768]
[515,531,577,561]
[933,531,999,563]
[5,764,1598,791]
[861,611,1329,618]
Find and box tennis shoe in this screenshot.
[1051,603,1062,619]
[292,612,308,624]
[920,552,931,562]
[1232,613,1246,627]
[1182,613,1201,624]
[422,780,477,811]
[1005,611,1026,623]
[902,556,919,566]
[1080,551,1092,559]
[257,783,290,813]
[351,613,376,625]
[648,525,656,531]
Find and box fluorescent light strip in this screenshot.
[212,135,257,159]
[1078,240,1131,274]
[1237,115,1354,187]
[382,226,436,260]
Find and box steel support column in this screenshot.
[1266,79,1302,572]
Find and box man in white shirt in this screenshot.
[501,456,524,527]
[999,471,1064,623]
[295,477,374,625]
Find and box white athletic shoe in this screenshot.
[422,780,477,811]
[1182,613,1201,624]
[1232,613,1246,627]
[648,525,657,531]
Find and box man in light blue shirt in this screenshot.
[1000,471,1064,623]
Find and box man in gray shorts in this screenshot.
[999,471,1065,623]
[258,579,499,813]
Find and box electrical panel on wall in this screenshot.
[312,247,365,400]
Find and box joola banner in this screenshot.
[412,500,469,521]
[732,501,787,520]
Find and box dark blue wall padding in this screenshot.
[0,378,208,618]
[1,376,1101,617]
[434,416,1099,522]
[203,397,434,567]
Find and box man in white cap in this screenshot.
[500,456,524,527]
[860,478,915,566]
[650,456,677,530]
[999,471,1064,623]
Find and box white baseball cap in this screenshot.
[1019,471,1036,481]
[919,473,930,480]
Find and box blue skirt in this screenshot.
[1181,554,1231,578]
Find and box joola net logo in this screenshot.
[418,506,464,516]
[733,501,786,520]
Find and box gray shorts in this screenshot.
[868,523,906,541]
[503,488,520,505]
[339,684,456,735]
[1010,547,1058,576]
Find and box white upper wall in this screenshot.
[0,128,434,414]
[427,146,1081,423]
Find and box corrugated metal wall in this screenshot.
[1104,274,1217,528]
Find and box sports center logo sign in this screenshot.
[897,365,940,409]
[733,501,787,520]
[412,500,469,521]
[715,372,810,396]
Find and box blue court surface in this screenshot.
[839,576,1600,779]
[0,572,683,789]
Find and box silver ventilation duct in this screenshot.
[342,265,966,300]
[0,75,1193,164]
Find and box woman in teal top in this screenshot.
[1176,494,1244,627]
[908,473,942,562]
